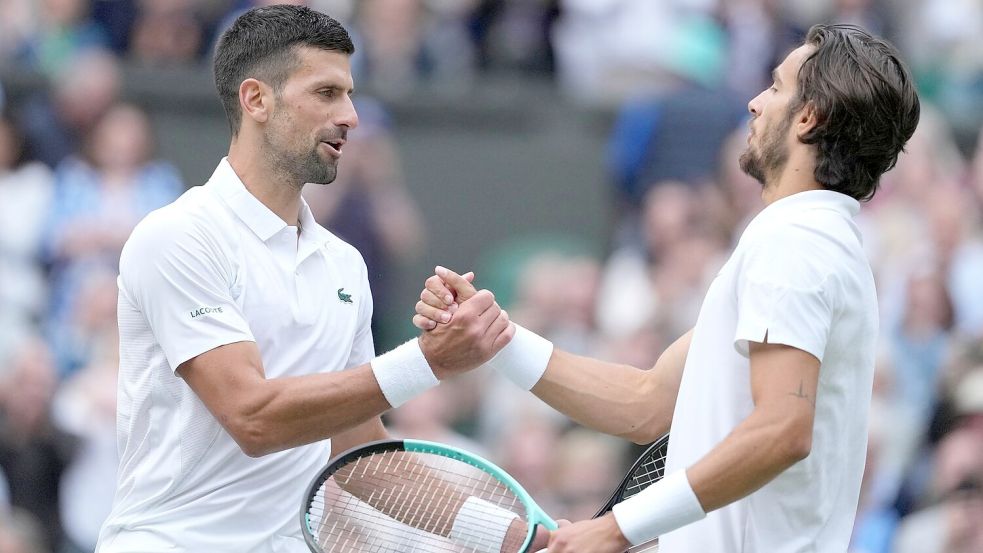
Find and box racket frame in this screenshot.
[301,438,558,553]
[594,432,669,517]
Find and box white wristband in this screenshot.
[449,496,519,553]
[485,324,553,390]
[370,339,438,408]
[611,469,707,545]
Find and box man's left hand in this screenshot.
[544,514,631,553]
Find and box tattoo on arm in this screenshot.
[789,380,816,406]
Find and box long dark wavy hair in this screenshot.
[792,24,921,201]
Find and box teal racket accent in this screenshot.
[301,439,556,553]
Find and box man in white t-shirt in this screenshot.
[415,24,920,552]
[95,6,520,552]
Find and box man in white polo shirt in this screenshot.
[95,6,516,552]
[414,24,920,552]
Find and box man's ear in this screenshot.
[239,78,273,125]
[795,102,819,139]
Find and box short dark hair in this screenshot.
[213,5,354,136]
[792,24,920,201]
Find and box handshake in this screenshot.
[413,265,514,380]
[370,266,554,410]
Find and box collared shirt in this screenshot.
[663,190,878,552]
[97,158,374,553]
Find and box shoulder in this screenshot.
[738,216,847,289]
[122,187,234,267]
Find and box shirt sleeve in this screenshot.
[733,226,837,362]
[119,209,255,371]
[344,252,376,369]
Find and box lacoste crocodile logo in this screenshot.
[337,288,353,304]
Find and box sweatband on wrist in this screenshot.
[611,469,707,545]
[370,338,438,408]
[449,496,519,553]
[485,324,553,390]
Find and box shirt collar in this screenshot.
[207,158,333,246]
[207,158,286,242]
[757,189,860,220]
[298,196,334,256]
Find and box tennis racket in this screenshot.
[301,439,557,553]
[593,432,670,553]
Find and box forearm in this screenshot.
[530,329,691,444]
[687,405,811,512]
[532,351,668,443]
[229,363,391,456]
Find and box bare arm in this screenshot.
[687,340,819,511]
[545,341,821,552]
[414,268,690,444]
[179,290,511,458]
[178,341,390,458]
[530,329,691,444]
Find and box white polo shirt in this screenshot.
[662,190,878,552]
[96,158,375,553]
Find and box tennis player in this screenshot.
[415,24,920,552]
[94,6,518,552]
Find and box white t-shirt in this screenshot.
[96,159,375,553]
[662,190,878,552]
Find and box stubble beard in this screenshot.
[264,112,338,188]
[739,110,793,187]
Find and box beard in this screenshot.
[263,110,339,187]
[739,109,793,186]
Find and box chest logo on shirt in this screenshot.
[337,288,353,304]
[190,306,224,318]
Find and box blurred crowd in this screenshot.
[1,0,982,552]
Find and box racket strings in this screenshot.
[622,440,667,553]
[622,448,667,499]
[306,450,529,553]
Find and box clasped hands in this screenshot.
[414,266,632,553]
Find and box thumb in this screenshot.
[436,266,478,301]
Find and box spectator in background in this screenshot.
[15,0,109,77]
[51,271,119,553]
[128,0,205,66]
[0,335,73,551]
[0,115,53,361]
[42,102,182,375]
[468,0,558,73]
[896,0,983,147]
[17,48,122,168]
[385,386,486,454]
[552,0,726,104]
[0,508,48,553]
[351,0,476,97]
[0,0,37,63]
[892,421,983,553]
[493,412,564,517]
[596,181,726,345]
[720,0,799,101]
[550,429,627,521]
[304,97,425,349]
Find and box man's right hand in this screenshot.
[417,267,514,379]
[413,266,478,330]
